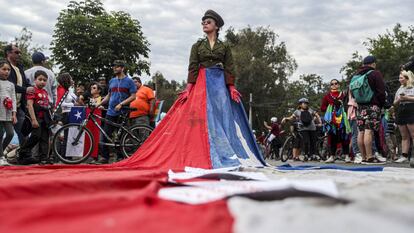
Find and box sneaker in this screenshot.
[324,156,335,163]
[95,157,109,164]
[0,157,10,166]
[298,155,306,162]
[344,154,351,163]
[395,156,408,163]
[362,157,386,165]
[354,153,363,164]
[375,152,387,163]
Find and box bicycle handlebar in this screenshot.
[87,104,137,115]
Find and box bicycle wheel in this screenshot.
[52,123,94,164]
[120,124,153,158]
[317,135,329,161]
[280,136,294,162]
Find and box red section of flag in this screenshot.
[0,169,233,233]
[116,68,212,170]
[84,108,101,158]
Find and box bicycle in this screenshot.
[280,122,302,162]
[52,106,153,164]
[316,134,329,161]
[263,133,282,160]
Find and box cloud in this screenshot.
[0,0,413,83]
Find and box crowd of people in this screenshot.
[260,55,414,167]
[0,10,413,169]
[0,44,156,165]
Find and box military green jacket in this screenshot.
[187,38,236,85]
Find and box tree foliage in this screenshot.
[51,0,150,83]
[147,71,183,111]
[224,26,298,129]
[341,24,414,92]
[0,28,47,69]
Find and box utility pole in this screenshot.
[249,93,253,127]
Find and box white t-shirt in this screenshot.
[394,86,414,104]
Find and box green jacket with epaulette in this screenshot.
[187,38,236,85]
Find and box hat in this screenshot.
[202,10,224,27]
[98,76,106,81]
[363,55,376,65]
[32,52,47,64]
[112,60,126,67]
[298,98,309,104]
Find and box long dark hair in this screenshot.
[57,73,73,90]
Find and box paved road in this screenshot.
[266,158,413,169]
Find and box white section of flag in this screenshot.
[65,127,85,157]
[158,179,338,205]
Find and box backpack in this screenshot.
[350,70,374,104]
[300,110,313,127]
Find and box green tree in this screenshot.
[341,24,414,91]
[147,71,183,111]
[0,28,47,69]
[224,26,297,130]
[51,0,150,83]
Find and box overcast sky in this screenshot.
[0,0,413,83]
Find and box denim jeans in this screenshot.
[350,119,360,155]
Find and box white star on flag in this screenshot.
[75,111,82,120]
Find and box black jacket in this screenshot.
[7,61,31,109]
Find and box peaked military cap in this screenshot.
[202,9,224,27]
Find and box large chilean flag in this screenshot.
[117,67,266,170]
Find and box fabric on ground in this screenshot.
[0,168,233,233]
[115,67,264,170]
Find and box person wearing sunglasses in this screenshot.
[125,10,265,169]
[180,9,240,103]
[394,70,414,167]
[4,44,34,145]
[321,79,351,163]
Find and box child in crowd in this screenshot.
[18,70,51,165]
[56,73,77,124]
[385,107,398,161]
[0,60,17,166]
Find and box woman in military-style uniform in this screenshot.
[122,10,265,169]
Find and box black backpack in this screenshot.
[300,110,313,127]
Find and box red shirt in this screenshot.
[271,123,281,136]
[55,85,67,108]
[27,87,49,118]
[320,90,344,112]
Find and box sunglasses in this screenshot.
[201,20,213,26]
[91,86,97,89]
[13,51,21,55]
[330,82,339,86]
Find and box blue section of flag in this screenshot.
[69,106,86,124]
[205,67,265,168]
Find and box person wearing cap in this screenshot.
[179,9,240,103]
[25,51,57,106]
[352,55,386,164]
[98,76,108,97]
[95,60,136,164]
[4,44,34,145]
